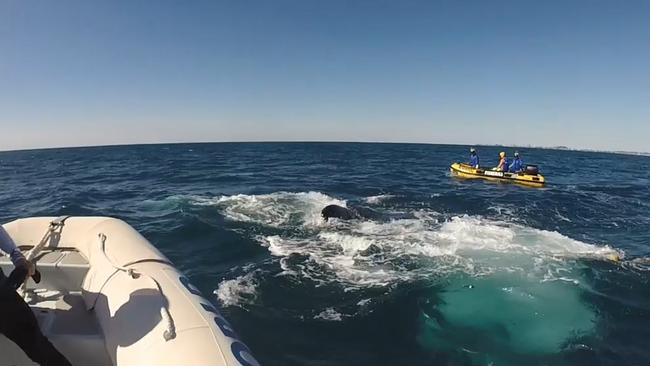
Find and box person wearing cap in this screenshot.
[509,151,524,172]
[469,148,480,168]
[0,226,72,365]
[494,151,508,172]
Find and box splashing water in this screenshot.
[365,194,396,204]
[201,191,623,363]
[214,271,259,307]
[195,191,345,227]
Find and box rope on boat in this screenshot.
[98,233,177,341]
[26,216,69,261]
[20,216,69,298]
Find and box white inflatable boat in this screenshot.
[0,216,260,366]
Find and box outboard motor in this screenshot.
[525,165,539,175]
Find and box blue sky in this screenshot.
[1,0,649,151]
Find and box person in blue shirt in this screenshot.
[509,151,524,172]
[469,148,480,168]
[1,225,72,366]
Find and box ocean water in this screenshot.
[1,142,649,366]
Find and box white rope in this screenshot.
[98,233,176,341]
[26,217,67,261]
[20,217,68,299]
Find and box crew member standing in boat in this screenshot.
[469,147,480,168]
[0,226,72,366]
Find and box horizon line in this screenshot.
[1,140,649,156]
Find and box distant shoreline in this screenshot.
[480,144,650,157]
[1,141,648,157]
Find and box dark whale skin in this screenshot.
[321,205,358,221]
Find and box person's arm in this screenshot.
[1,226,37,282]
[0,226,27,266]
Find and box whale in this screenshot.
[321,204,414,222]
[321,204,360,221]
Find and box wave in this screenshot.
[258,213,621,289]
[200,190,623,356]
[214,272,259,307]
[204,192,623,294]
[188,191,345,228]
[156,191,621,289]
[314,308,347,321]
[624,257,650,272]
[194,192,622,288]
[365,194,396,204]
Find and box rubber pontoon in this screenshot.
[0,216,260,366]
[450,162,545,187]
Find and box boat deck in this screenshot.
[0,249,112,366]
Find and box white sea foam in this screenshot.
[314,308,346,321]
[356,298,372,306]
[208,192,622,290]
[206,191,624,358]
[215,272,258,307]
[257,210,621,289]
[189,191,345,227]
[554,208,572,222]
[625,257,650,272]
[365,194,395,204]
[200,191,621,289]
[487,205,516,217]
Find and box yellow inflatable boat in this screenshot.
[450,162,546,187]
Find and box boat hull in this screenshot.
[450,162,545,187]
[1,217,259,366]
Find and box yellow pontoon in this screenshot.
[450,162,545,187]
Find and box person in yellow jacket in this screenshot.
[494,151,508,172]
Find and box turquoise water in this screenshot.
[1,143,649,365]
